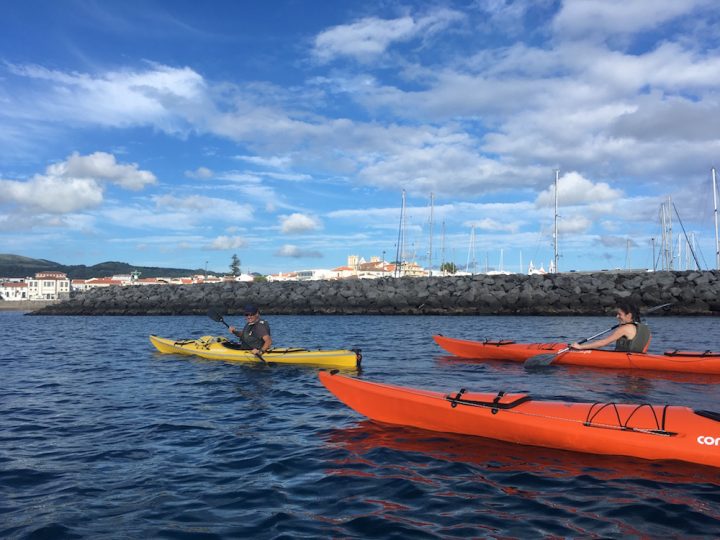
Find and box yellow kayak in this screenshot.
[149,335,361,368]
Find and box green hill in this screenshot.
[0,254,219,279]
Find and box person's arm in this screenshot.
[258,334,272,353]
[571,326,628,350]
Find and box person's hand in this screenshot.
[229,326,236,334]
[569,342,580,350]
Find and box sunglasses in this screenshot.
[244,312,257,317]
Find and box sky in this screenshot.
[1,0,720,275]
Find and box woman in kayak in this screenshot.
[570,302,651,353]
[229,303,272,355]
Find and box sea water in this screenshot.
[2,311,719,538]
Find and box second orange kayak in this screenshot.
[319,371,720,468]
[433,335,720,375]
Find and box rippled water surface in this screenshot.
[2,312,720,538]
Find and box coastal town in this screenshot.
[0,254,554,303]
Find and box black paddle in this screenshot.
[206,308,267,363]
[523,302,673,369]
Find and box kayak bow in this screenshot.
[319,371,720,468]
[150,335,361,368]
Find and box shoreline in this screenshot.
[0,300,58,312]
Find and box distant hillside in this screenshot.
[0,254,219,279]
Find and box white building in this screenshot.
[27,272,71,300]
[0,281,29,301]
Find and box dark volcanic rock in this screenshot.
[29,270,720,316]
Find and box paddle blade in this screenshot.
[523,353,559,368]
[207,308,229,327]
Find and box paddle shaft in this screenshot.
[524,302,673,367]
[558,302,673,353]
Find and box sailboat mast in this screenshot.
[428,192,434,277]
[395,190,406,278]
[466,225,476,274]
[713,167,719,270]
[441,221,446,273]
[553,169,559,273]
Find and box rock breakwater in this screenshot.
[30,270,720,316]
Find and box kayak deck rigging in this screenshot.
[444,387,677,436]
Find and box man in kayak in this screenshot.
[228,304,272,355]
[570,302,651,353]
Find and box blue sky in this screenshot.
[1,0,720,275]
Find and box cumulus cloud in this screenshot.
[552,0,706,40]
[558,215,593,234]
[276,244,323,258]
[357,141,542,195]
[0,151,156,214]
[535,172,623,207]
[207,235,247,250]
[280,213,322,234]
[57,152,156,190]
[313,9,464,62]
[1,176,103,213]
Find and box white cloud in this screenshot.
[1,176,103,213]
[471,218,521,234]
[207,235,247,250]
[235,154,294,168]
[553,0,708,39]
[59,152,156,190]
[280,213,322,234]
[185,166,214,179]
[6,63,209,134]
[357,141,542,195]
[152,195,255,222]
[0,152,155,214]
[313,9,464,62]
[276,244,323,258]
[102,206,198,231]
[558,214,593,234]
[535,172,623,207]
[599,235,638,248]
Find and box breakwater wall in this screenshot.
[31,270,720,316]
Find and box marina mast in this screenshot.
[466,225,477,274]
[395,190,406,278]
[428,192,434,277]
[440,220,446,274]
[713,167,719,270]
[553,170,559,273]
[660,197,673,271]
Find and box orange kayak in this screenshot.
[433,335,720,374]
[319,371,720,468]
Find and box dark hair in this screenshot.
[617,301,641,322]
